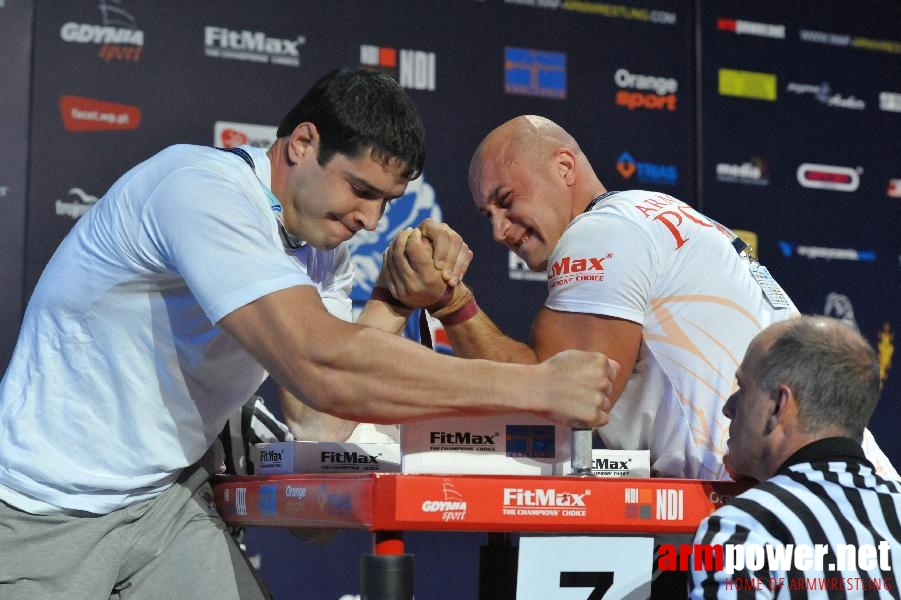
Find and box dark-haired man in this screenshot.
[690,316,901,597]
[0,71,616,599]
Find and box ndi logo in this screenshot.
[360,45,436,91]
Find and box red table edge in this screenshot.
[211,472,750,536]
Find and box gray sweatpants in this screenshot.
[0,455,271,600]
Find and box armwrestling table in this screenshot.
[212,473,746,599]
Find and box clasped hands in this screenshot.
[377,219,476,322]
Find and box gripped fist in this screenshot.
[381,219,473,309]
[540,350,619,429]
[416,219,472,287]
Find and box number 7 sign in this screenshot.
[516,536,653,599]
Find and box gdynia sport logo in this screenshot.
[658,541,894,592]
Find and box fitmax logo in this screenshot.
[320,451,379,464]
[550,255,608,276]
[594,458,630,470]
[204,27,304,67]
[430,432,497,445]
[260,449,283,462]
[503,488,588,507]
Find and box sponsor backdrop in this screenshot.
[0,0,898,597]
[0,0,32,364]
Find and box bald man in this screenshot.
[691,316,901,596]
[382,115,898,480]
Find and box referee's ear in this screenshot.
[766,384,793,433]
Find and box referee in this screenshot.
[691,316,901,599]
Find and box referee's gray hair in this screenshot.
[750,316,880,438]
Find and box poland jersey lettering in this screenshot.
[546,190,795,479]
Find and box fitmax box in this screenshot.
[401,414,572,475]
[591,449,651,478]
[251,441,401,474]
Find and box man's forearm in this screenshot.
[285,322,550,423]
[357,296,411,335]
[222,286,611,429]
[442,310,540,364]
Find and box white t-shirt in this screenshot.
[546,190,796,479]
[546,190,899,480]
[0,144,353,513]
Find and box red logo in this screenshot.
[59,96,141,132]
[550,255,609,277]
[219,129,248,148]
[796,163,860,192]
[887,179,901,198]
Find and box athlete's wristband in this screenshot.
[428,284,478,325]
[433,297,479,326]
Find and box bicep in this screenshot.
[531,307,641,404]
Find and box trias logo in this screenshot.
[204,27,305,67]
[360,44,436,91]
[55,187,98,220]
[429,431,497,451]
[616,151,678,186]
[548,253,613,289]
[796,163,861,192]
[59,0,143,62]
[60,95,141,132]
[421,480,467,522]
[614,68,678,111]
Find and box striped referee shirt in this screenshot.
[691,438,901,599]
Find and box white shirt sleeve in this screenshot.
[545,212,659,325]
[137,167,314,324]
